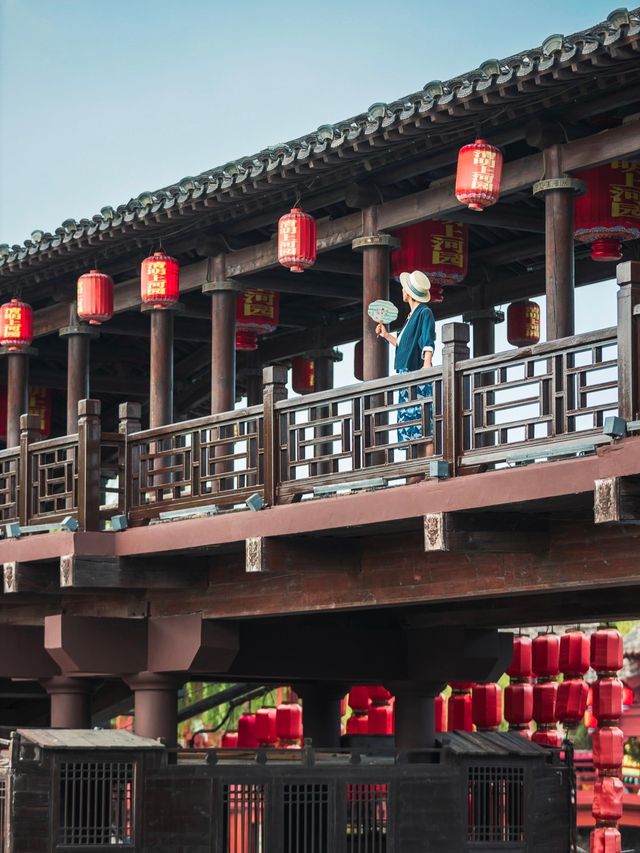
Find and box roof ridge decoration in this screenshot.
[1,6,639,271]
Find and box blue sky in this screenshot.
[0,0,621,247]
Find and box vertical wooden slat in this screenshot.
[18,413,39,526]
[262,366,288,507]
[77,399,101,531]
[441,322,470,475]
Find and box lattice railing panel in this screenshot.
[0,451,19,524]
[27,436,79,523]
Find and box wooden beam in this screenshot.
[424,512,549,553]
[245,535,360,574]
[45,614,147,674]
[594,476,640,524]
[3,561,57,594]
[59,555,209,589]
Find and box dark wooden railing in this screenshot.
[0,263,638,532]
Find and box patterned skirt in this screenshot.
[397,368,433,442]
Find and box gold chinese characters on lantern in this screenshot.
[140,251,180,308]
[574,161,640,262]
[507,301,541,348]
[278,208,317,273]
[455,139,503,211]
[236,290,280,351]
[0,298,33,351]
[391,221,468,286]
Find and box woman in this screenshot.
[374,270,436,476]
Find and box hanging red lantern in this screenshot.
[531,728,562,748]
[346,713,369,735]
[448,687,473,732]
[623,684,634,709]
[237,713,259,748]
[435,694,447,732]
[0,298,33,351]
[278,207,317,273]
[391,221,468,285]
[254,707,277,746]
[275,702,303,742]
[220,730,238,748]
[235,289,279,351]
[532,634,560,678]
[348,687,370,713]
[507,301,541,347]
[292,357,315,395]
[77,269,114,325]
[592,678,623,723]
[368,704,394,735]
[574,162,640,262]
[585,709,598,730]
[507,636,533,680]
[455,139,503,211]
[369,686,392,704]
[556,678,589,725]
[472,683,502,730]
[559,629,590,677]
[591,628,624,673]
[533,681,558,724]
[140,250,179,308]
[505,683,533,727]
[592,727,624,771]
[590,826,622,853]
[592,776,624,822]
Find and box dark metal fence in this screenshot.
[58,760,135,846]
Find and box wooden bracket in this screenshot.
[424,512,549,553]
[3,561,57,594]
[245,536,360,574]
[60,555,208,589]
[594,476,640,524]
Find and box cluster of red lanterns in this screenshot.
[346,686,395,736]
[235,290,280,351]
[221,701,303,750]
[575,162,640,262]
[455,139,503,211]
[589,626,625,853]
[278,207,317,273]
[507,300,541,348]
[505,635,533,737]
[0,298,33,351]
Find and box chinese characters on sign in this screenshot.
[609,160,640,219]
[431,223,465,269]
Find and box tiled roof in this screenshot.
[1,7,639,273]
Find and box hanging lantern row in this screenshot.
[278,207,317,273]
[506,634,533,737]
[391,221,468,285]
[507,300,540,348]
[0,298,33,351]
[574,161,640,262]
[455,139,503,211]
[223,702,303,750]
[346,686,395,737]
[235,289,280,351]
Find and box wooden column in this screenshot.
[59,305,96,434]
[3,349,32,447]
[295,682,345,749]
[392,683,443,750]
[146,308,174,428]
[42,676,91,728]
[353,207,398,381]
[532,145,582,340]
[616,261,640,422]
[126,672,179,746]
[203,254,237,415]
[463,287,504,358]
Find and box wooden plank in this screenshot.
[59,555,208,589]
[424,512,549,553]
[3,561,57,594]
[244,535,361,574]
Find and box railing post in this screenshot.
[18,413,40,526]
[262,366,288,507]
[77,399,101,532]
[441,322,470,476]
[118,402,142,435]
[118,403,141,518]
[616,261,640,422]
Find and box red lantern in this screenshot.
[0,298,33,351]
[472,683,502,730]
[574,162,640,262]
[623,684,634,708]
[532,634,560,679]
[254,707,277,745]
[391,221,468,285]
[276,702,303,742]
[77,269,114,325]
[292,357,315,395]
[532,728,562,748]
[278,207,317,273]
[237,713,259,748]
[235,290,279,351]
[427,283,444,304]
[368,704,394,735]
[140,251,179,308]
[220,730,238,748]
[560,630,590,677]
[505,683,533,727]
[507,636,533,680]
[348,687,370,713]
[591,628,623,674]
[455,139,503,211]
[592,727,624,771]
[448,689,473,732]
[369,686,392,704]
[346,713,369,735]
[592,678,623,723]
[585,709,598,730]
[435,694,447,732]
[592,776,624,822]
[533,681,558,724]
[556,678,589,725]
[0,385,52,441]
[507,301,541,347]
[590,826,622,853]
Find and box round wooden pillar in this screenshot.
[60,308,96,434]
[42,676,91,728]
[4,350,31,447]
[295,682,346,749]
[126,672,179,746]
[353,207,398,381]
[462,308,504,358]
[147,309,174,428]
[392,683,444,750]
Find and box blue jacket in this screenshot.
[394,303,436,372]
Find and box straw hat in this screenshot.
[399,270,432,303]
